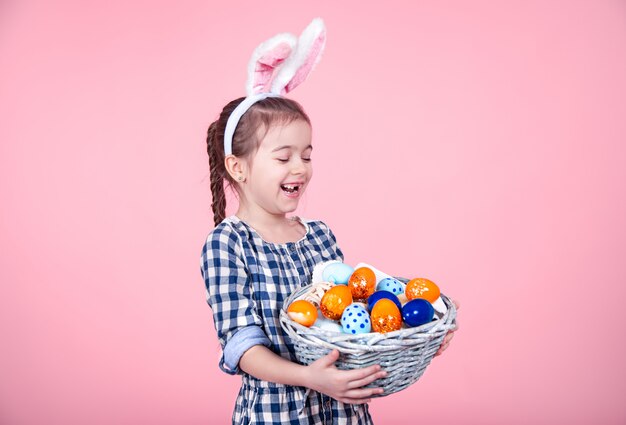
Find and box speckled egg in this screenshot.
[367,290,402,312]
[319,285,353,320]
[376,277,405,296]
[322,262,354,285]
[348,267,377,300]
[402,299,435,327]
[371,298,402,333]
[340,303,371,334]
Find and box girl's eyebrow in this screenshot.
[271,144,313,152]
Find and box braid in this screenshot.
[207,122,227,226]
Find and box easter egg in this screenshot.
[348,267,377,300]
[312,260,340,284]
[320,285,353,320]
[340,303,371,334]
[402,299,435,327]
[431,297,448,317]
[376,277,405,296]
[353,301,368,310]
[405,278,441,303]
[371,298,402,333]
[367,290,402,312]
[322,262,355,285]
[313,314,344,333]
[287,300,318,327]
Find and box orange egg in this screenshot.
[348,267,377,300]
[320,285,353,320]
[287,300,318,327]
[371,298,402,333]
[405,278,441,303]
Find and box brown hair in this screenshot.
[206,96,311,226]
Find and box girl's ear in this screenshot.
[224,154,248,181]
[271,18,326,95]
[246,33,297,96]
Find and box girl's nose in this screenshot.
[291,159,307,174]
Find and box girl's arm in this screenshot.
[239,345,386,404]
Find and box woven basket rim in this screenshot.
[279,282,457,354]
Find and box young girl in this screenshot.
[200,19,456,425]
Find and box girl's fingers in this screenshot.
[318,349,340,367]
[444,332,455,344]
[341,365,381,383]
[343,387,383,400]
[338,397,372,405]
[435,337,453,356]
[437,342,450,355]
[346,370,387,389]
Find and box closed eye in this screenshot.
[276,158,312,163]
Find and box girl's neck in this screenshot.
[235,206,304,244]
[236,205,290,227]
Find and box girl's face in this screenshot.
[241,119,313,216]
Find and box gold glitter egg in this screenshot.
[371,298,402,333]
[348,267,377,301]
[320,285,353,320]
[405,278,441,303]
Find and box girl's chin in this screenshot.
[278,200,299,213]
[281,199,299,208]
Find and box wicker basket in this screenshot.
[279,282,457,397]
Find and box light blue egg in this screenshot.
[376,277,405,296]
[322,262,354,285]
[340,303,371,334]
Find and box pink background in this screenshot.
[1,0,625,424]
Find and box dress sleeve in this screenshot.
[200,224,271,375]
[320,220,345,262]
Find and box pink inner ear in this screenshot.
[252,43,292,93]
[284,35,325,94]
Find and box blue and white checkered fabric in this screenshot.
[200,215,373,424]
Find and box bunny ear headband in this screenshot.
[223,18,326,156]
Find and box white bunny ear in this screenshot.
[245,33,297,96]
[270,18,326,95]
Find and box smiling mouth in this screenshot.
[280,184,301,194]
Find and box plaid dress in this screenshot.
[200,215,374,424]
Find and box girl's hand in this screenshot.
[303,349,386,404]
[435,298,460,357]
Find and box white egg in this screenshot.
[312,314,343,333]
[432,296,448,319]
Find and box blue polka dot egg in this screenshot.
[340,303,371,334]
[376,277,405,296]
